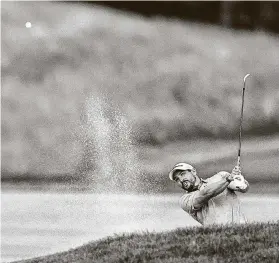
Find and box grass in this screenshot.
[13,222,279,263]
[2,1,279,181]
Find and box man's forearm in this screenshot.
[193,172,231,209]
[199,177,230,199]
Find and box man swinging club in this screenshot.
[169,74,250,226]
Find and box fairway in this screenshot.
[2,192,279,262]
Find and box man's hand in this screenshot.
[228,168,249,192]
[226,173,235,182]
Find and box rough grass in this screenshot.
[2,1,279,178]
[13,222,279,263]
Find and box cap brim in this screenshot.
[169,169,183,181]
[169,170,175,181]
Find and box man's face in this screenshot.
[173,169,198,191]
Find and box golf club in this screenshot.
[234,73,250,173]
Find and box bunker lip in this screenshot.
[8,222,279,263]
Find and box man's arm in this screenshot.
[192,171,233,210]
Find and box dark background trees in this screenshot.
[81,1,279,34]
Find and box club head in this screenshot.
[243,74,250,83]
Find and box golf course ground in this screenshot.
[14,222,279,263]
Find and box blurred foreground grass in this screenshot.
[14,222,279,263]
[1,2,279,182]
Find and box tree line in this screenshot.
[80,1,279,34]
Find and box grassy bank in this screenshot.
[2,1,279,178]
[13,222,279,263]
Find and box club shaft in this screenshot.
[237,74,250,167]
[238,87,245,166]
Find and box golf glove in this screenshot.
[228,173,247,191]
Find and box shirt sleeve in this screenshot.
[180,192,199,213]
[214,171,230,182]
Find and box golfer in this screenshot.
[169,163,249,226]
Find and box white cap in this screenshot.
[169,163,195,181]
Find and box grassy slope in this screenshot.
[14,222,279,263]
[2,2,279,179]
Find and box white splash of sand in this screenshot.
[84,95,140,193]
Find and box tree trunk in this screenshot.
[221,1,233,28]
